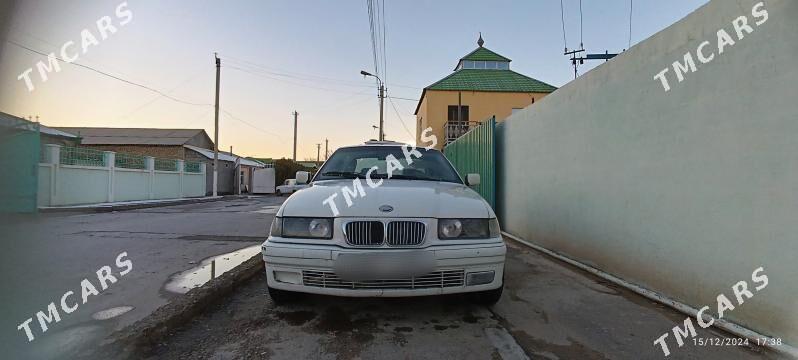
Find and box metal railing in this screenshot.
[154,158,178,172]
[60,146,106,167]
[443,121,481,146]
[115,153,146,169]
[184,161,202,173]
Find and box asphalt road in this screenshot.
[143,240,783,360]
[0,196,284,359]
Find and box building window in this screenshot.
[448,105,469,122]
[459,60,509,70]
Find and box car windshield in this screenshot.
[314,146,463,184]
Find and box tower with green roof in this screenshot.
[415,34,557,148]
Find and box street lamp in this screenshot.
[360,70,385,141]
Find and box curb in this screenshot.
[502,231,798,359]
[39,195,247,213]
[87,253,265,359]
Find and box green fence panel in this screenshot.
[154,158,177,172]
[443,116,496,209]
[184,161,201,173]
[60,146,106,167]
[115,153,146,169]
[0,119,40,212]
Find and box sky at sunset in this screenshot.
[0,0,707,159]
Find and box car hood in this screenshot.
[279,179,493,218]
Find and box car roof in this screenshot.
[336,141,437,150]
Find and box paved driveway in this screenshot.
[143,239,783,360]
[0,196,284,359]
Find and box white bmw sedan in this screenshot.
[262,141,505,304]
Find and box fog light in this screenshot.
[273,270,301,284]
[466,271,495,286]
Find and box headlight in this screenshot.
[438,218,500,239]
[280,217,333,239]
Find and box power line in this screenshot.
[222,53,421,90]
[8,40,211,107]
[579,0,584,49]
[366,0,380,80]
[387,96,418,102]
[221,109,286,143]
[380,0,387,85]
[224,64,374,96]
[628,0,634,48]
[387,96,414,140]
[223,56,371,88]
[559,0,568,52]
[10,41,294,146]
[117,71,205,121]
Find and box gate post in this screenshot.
[44,144,61,206]
[145,156,155,199]
[104,151,115,203]
[177,160,185,198]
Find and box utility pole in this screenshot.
[359,70,385,141]
[378,84,385,141]
[316,143,321,163]
[324,138,329,160]
[292,111,298,162]
[213,53,221,197]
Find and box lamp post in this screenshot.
[360,70,384,141]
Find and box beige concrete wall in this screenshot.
[498,0,798,348]
[416,90,549,149]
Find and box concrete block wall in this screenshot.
[498,0,797,347]
[37,145,206,207]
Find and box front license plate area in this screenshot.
[333,251,435,281]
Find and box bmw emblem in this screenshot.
[379,205,394,213]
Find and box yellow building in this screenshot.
[415,35,557,149]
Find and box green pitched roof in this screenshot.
[414,69,557,114]
[427,69,556,93]
[460,47,511,62]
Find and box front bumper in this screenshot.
[262,239,506,297]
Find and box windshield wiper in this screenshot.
[320,171,365,179]
[385,174,443,181]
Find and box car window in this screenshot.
[314,146,463,184]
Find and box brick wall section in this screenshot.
[82,145,185,159]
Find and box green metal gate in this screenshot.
[443,116,496,209]
[0,116,40,213]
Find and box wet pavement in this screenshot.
[0,196,284,359]
[143,239,784,360]
[164,245,262,294]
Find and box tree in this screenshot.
[274,158,312,186]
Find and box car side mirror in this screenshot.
[466,173,480,187]
[295,171,310,185]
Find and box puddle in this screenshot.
[164,245,262,294]
[92,306,134,320]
